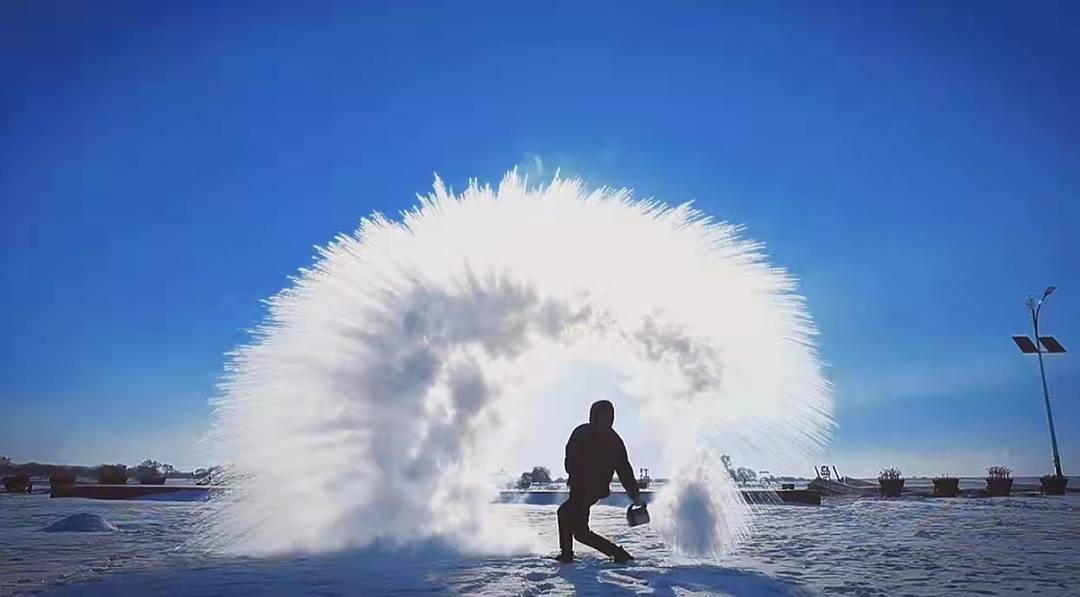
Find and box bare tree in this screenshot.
[530,466,552,484]
[720,454,734,478]
[735,467,758,484]
[515,465,553,489]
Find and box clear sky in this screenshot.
[2,2,1077,476]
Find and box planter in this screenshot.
[879,478,904,498]
[985,477,1013,497]
[2,473,32,493]
[137,472,167,485]
[97,465,128,485]
[932,478,960,497]
[1040,475,1068,496]
[49,469,77,486]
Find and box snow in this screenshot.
[3,495,1078,595]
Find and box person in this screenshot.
[554,399,641,563]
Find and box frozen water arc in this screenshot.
[207,171,832,557]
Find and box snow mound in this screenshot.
[42,513,118,533]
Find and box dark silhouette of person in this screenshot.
[555,399,641,563]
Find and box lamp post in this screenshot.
[1014,286,1065,479]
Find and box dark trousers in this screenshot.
[557,492,628,558]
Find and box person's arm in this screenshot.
[612,433,641,502]
[564,425,586,478]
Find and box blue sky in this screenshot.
[2,2,1077,476]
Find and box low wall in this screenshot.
[497,488,820,506]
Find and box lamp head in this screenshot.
[1044,286,1056,298]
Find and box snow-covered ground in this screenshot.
[2,493,1077,596]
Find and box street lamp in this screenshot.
[1011,286,1067,482]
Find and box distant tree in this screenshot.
[720,454,734,478]
[719,456,759,485]
[530,466,552,484]
[134,460,177,475]
[734,467,758,485]
[515,466,553,489]
[136,459,163,472]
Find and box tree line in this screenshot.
[0,456,192,479]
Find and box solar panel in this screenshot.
[1039,336,1067,354]
[1012,335,1039,354]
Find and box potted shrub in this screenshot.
[932,474,960,498]
[49,467,77,486]
[2,472,32,493]
[878,467,904,497]
[135,467,167,485]
[1040,474,1068,496]
[97,464,128,485]
[985,466,1013,496]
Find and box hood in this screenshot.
[589,400,615,429]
